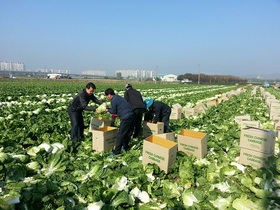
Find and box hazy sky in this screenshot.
[1,0,280,77]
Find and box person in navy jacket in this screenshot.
[124,84,146,138]
[67,82,102,142]
[105,88,135,155]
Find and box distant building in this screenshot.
[82,70,106,76]
[115,69,154,79]
[38,68,70,74]
[47,73,61,79]
[154,74,178,82]
[0,61,25,71]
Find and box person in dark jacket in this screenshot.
[105,88,135,155]
[68,82,103,142]
[144,98,171,133]
[124,84,146,138]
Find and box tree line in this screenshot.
[177,73,247,84]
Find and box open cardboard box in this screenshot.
[142,121,164,138]
[177,129,207,159]
[92,126,118,152]
[142,135,178,173]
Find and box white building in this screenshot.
[154,74,178,82]
[82,70,106,76]
[115,69,154,79]
[38,69,70,74]
[0,61,25,71]
[47,73,62,79]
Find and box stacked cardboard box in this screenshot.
[234,115,251,126]
[177,129,207,159]
[142,135,178,173]
[142,121,164,138]
[239,127,275,169]
[275,121,280,138]
[91,126,118,152]
[269,101,280,120]
[240,120,260,130]
[170,103,183,120]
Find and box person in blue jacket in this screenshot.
[105,88,135,155]
[144,98,171,133]
[68,82,103,142]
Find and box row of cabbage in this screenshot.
[0,80,279,209]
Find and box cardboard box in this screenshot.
[177,129,207,159]
[217,96,229,103]
[269,112,280,121]
[269,101,280,111]
[206,99,218,107]
[194,103,208,114]
[275,121,280,138]
[266,98,278,107]
[142,121,164,137]
[234,115,251,125]
[142,135,178,173]
[155,132,176,141]
[92,126,118,152]
[89,117,111,132]
[184,108,198,117]
[240,127,275,154]
[240,121,260,130]
[239,147,274,169]
[170,103,183,120]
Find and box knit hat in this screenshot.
[125,84,132,88]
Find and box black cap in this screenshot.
[125,84,132,88]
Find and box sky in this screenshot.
[1,0,280,78]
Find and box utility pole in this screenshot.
[155,66,159,84]
[198,64,200,85]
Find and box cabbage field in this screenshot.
[0,79,280,210]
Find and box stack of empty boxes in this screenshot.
[275,121,280,139]
[89,117,118,152]
[269,100,280,121]
[239,127,275,169]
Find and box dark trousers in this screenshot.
[68,109,84,141]
[114,114,135,155]
[159,111,171,133]
[132,108,145,138]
